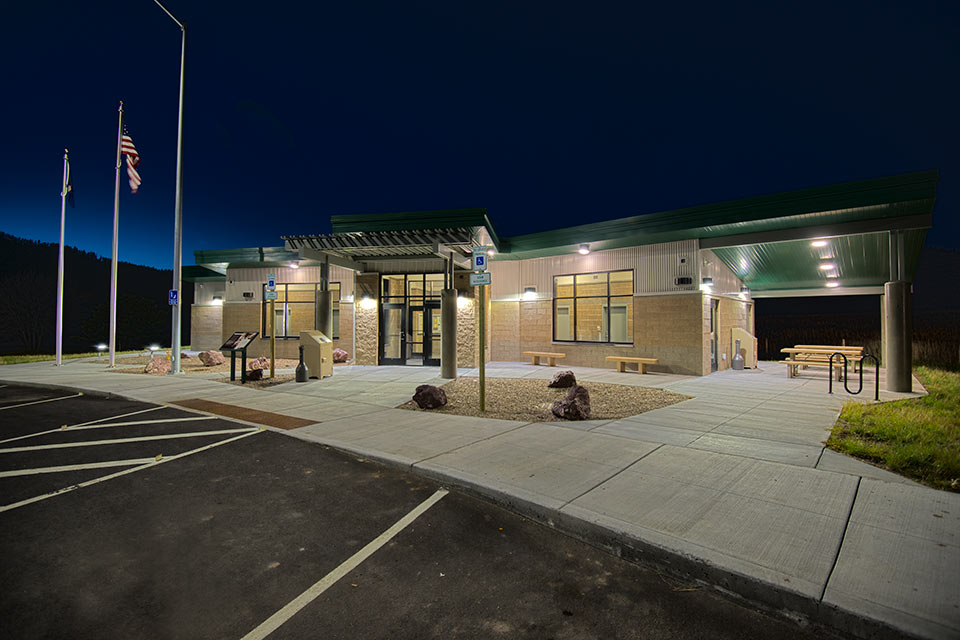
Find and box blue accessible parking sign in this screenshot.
[168,289,178,305]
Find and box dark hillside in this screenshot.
[0,232,193,355]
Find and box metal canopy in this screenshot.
[283,227,476,259]
[711,229,927,294]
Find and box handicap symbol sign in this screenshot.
[168,289,178,305]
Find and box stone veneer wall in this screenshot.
[336,303,354,361]
[488,293,703,375]
[191,305,223,351]
[354,273,380,365]
[456,288,478,368]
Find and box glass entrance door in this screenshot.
[381,303,406,365]
[408,302,441,366]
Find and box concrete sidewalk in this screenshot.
[1,358,957,639]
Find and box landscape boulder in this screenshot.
[332,348,349,363]
[248,356,270,371]
[198,350,225,366]
[547,370,576,388]
[412,384,447,410]
[144,357,171,375]
[551,384,591,420]
[246,367,264,381]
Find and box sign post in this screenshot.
[471,247,491,412]
[266,273,276,378]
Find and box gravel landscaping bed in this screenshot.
[398,377,690,422]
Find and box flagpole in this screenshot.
[109,101,123,368]
[55,149,69,367]
[153,0,186,375]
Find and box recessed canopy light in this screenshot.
[811,240,828,247]
[826,282,840,288]
[819,263,835,270]
[578,244,590,255]
[486,249,495,257]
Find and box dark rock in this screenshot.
[332,348,349,363]
[144,357,171,375]
[248,356,270,371]
[412,384,447,409]
[181,352,192,359]
[547,370,576,388]
[246,367,264,381]
[198,350,225,366]
[551,384,591,420]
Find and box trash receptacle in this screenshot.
[300,330,333,379]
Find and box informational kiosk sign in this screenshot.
[220,331,259,383]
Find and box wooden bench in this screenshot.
[523,351,566,366]
[605,355,659,374]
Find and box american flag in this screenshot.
[122,125,141,194]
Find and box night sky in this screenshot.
[2,1,958,270]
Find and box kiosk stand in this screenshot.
[219,331,259,384]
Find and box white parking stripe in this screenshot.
[70,406,163,428]
[0,393,83,411]
[240,488,449,640]
[0,414,213,445]
[0,429,264,513]
[0,428,258,453]
[0,458,157,477]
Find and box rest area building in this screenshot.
[185,171,936,391]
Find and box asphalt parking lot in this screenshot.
[0,383,825,639]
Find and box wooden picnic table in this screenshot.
[779,346,864,380]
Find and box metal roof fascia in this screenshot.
[182,265,227,283]
[329,208,501,250]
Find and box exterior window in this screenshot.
[262,282,341,339]
[553,270,633,343]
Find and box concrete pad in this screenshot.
[277,400,387,422]
[687,433,823,467]
[712,417,831,448]
[566,446,858,599]
[295,410,524,467]
[594,420,703,446]
[823,479,960,639]
[815,449,919,486]
[417,424,660,508]
[538,419,614,432]
[617,410,731,432]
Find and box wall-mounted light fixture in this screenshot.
[811,239,828,248]
[289,262,300,269]
[457,295,472,309]
[359,295,377,310]
[578,244,590,255]
[826,281,840,288]
[211,296,223,306]
[700,276,713,292]
[521,286,537,301]
[486,248,496,257]
[819,263,835,271]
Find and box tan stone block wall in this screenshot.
[489,294,702,375]
[354,273,380,365]
[190,305,223,351]
[457,289,478,368]
[702,296,713,376]
[490,301,520,362]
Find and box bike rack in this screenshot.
[828,352,879,401]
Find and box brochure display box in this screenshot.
[300,330,333,379]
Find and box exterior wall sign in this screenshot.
[266,273,277,291]
[265,290,278,301]
[469,272,492,286]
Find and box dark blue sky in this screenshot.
[2,1,958,269]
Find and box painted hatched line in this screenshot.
[0,458,158,478]
[0,393,83,411]
[240,488,449,640]
[0,414,214,445]
[0,428,257,454]
[70,405,164,428]
[0,429,264,513]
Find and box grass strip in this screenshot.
[827,366,959,491]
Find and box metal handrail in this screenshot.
[829,352,879,401]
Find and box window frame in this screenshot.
[552,269,633,344]
[261,282,341,339]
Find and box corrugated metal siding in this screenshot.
[225,266,356,302]
[489,240,698,300]
[700,249,744,295]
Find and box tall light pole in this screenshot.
[153,0,186,374]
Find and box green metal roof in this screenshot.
[192,246,305,273]
[496,170,937,260]
[182,265,227,283]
